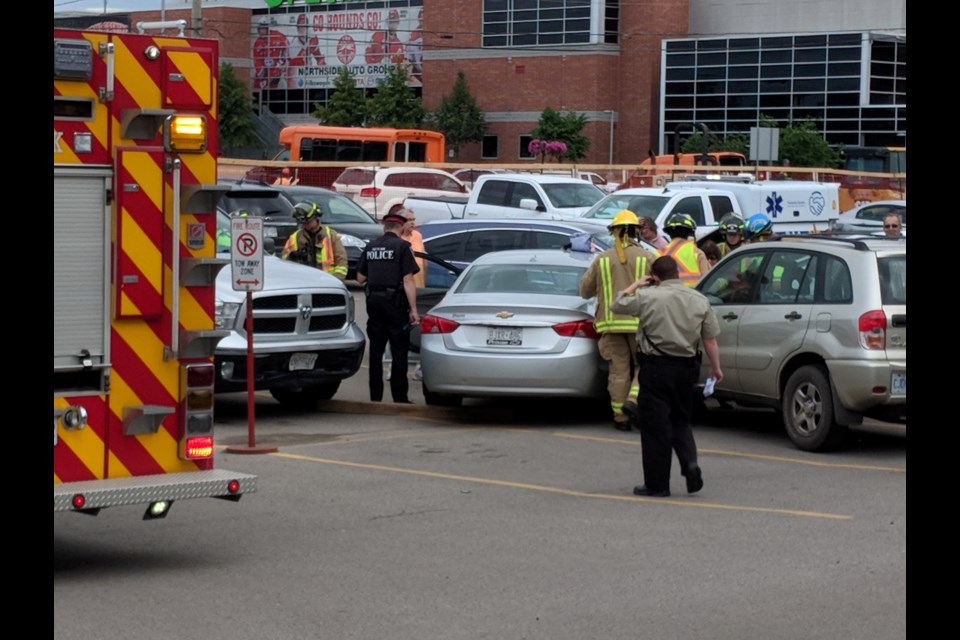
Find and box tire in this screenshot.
[422,381,462,408]
[781,365,848,452]
[270,381,340,409]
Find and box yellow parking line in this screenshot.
[528,431,906,474]
[272,450,851,520]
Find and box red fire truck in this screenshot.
[54,26,256,519]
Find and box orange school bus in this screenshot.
[248,125,446,188]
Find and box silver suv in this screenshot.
[696,235,906,451]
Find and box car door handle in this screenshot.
[784,311,803,320]
[721,312,738,320]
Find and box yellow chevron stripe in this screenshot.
[112,322,180,399]
[60,411,107,481]
[123,151,165,218]
[112,38,160,111]
[179,284,213,329]
[180,152,216,186]
[165,49,212,105]
[118,290,142,317]
[118,207,163,295]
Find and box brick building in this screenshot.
[55,0,906,164]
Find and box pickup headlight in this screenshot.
[215,301,242,329]
[339,233,366,248]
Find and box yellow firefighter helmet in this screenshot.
[608,209,640,229]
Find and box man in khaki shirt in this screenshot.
[612,255,723,497]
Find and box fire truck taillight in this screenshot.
[184,435,214,459]
[165,115,207,153]
[180,363,216,460]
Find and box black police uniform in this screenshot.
[357,230,419,403]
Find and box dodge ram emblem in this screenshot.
[299,305,313,320]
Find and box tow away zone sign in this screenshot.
[231,217,264,291]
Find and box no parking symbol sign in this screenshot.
[231,217,264,291]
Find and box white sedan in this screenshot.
[835,200,906,236]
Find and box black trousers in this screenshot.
[636,356,699,492]
[366,295,410,402]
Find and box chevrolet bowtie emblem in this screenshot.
[496,311,514,318]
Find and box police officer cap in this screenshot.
[382,211,408,224]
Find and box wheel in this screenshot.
[422,381,462,407]
[269,381,340,409]
[781,365,848,451]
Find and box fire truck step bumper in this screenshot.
[54,469,257,512]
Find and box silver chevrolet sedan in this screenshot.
[418,249,607,407]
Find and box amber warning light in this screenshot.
[165,115,207,152]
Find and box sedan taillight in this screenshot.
[553,320,599,339]
[359,187,381,198]
[421,314,460,334]
[858,310,887,350]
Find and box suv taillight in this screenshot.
[360,187,381,198]
[858,310,887,350]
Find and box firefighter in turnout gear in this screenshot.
[282,201,349,280]
[579,210,658,431]
[659,213,710,287]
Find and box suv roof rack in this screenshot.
[772,234,901,251]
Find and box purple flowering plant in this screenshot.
[528,139,568,162]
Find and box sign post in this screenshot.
[224,217,277,455]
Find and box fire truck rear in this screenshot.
[54,26,256,519]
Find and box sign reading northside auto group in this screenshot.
[254,4,423,90]
[231,217,264,292]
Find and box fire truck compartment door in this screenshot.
[116,147,165,319]
[162,46,214,109]
[54,168,110,370]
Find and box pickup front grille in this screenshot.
[247,291,349,335]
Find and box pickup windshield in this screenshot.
[541,183,605,209]
[581,194,672,220]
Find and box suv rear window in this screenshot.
[335,169,375,186]
[220,191,294,217]
[879,256,907,304]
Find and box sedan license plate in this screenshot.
[487,327,522,346]
[264,226,278,238]
[890,372,906,396]
[289,353,318,371]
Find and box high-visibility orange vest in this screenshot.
[659,239,700,287]
[284,226,337,273]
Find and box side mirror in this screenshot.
[519,198,540,211]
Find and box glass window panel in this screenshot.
[698,51,727,66]
[666,67,696,80]
[729,50,759,64]
[697,95,726,108]
[728,65,758,79]
[729,38,760,49]
[697,67,726,80]
[794,63,826,78]
[728,79,758,93]
[793,78,825,92]
[668,81,695,94]
[760,64,792,78]
[827,77,859,92]
[666,53,696,66]
[761,49,792,64]
[483,36,507,47]
[759,80,791,94]
[481,135,498,159]
[666,40,696,52]
[696,80,726,94]
[828,47,861,62]
[665,95,694,108]
[540,33,563,44]
[728,94,759,108]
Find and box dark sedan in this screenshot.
[274,184,383,280]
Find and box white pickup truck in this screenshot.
[576,176,840,242]
[403,173,606,224]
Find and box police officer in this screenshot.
[578,209,657,431]
[282,201,349,280]
[356,211,421,403]
[612,255,723,497]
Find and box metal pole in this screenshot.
[191,0,201,36]
[246,290,256,448]
[604,110,615,165]
[161,0,165,23]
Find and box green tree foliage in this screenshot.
[312,67,367,126]
[530,107,590,161]
[679,116,840,168]
[218,62,258,147]
[365,65,426,128]
[680,131,749,156]
[432,71,487,157]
